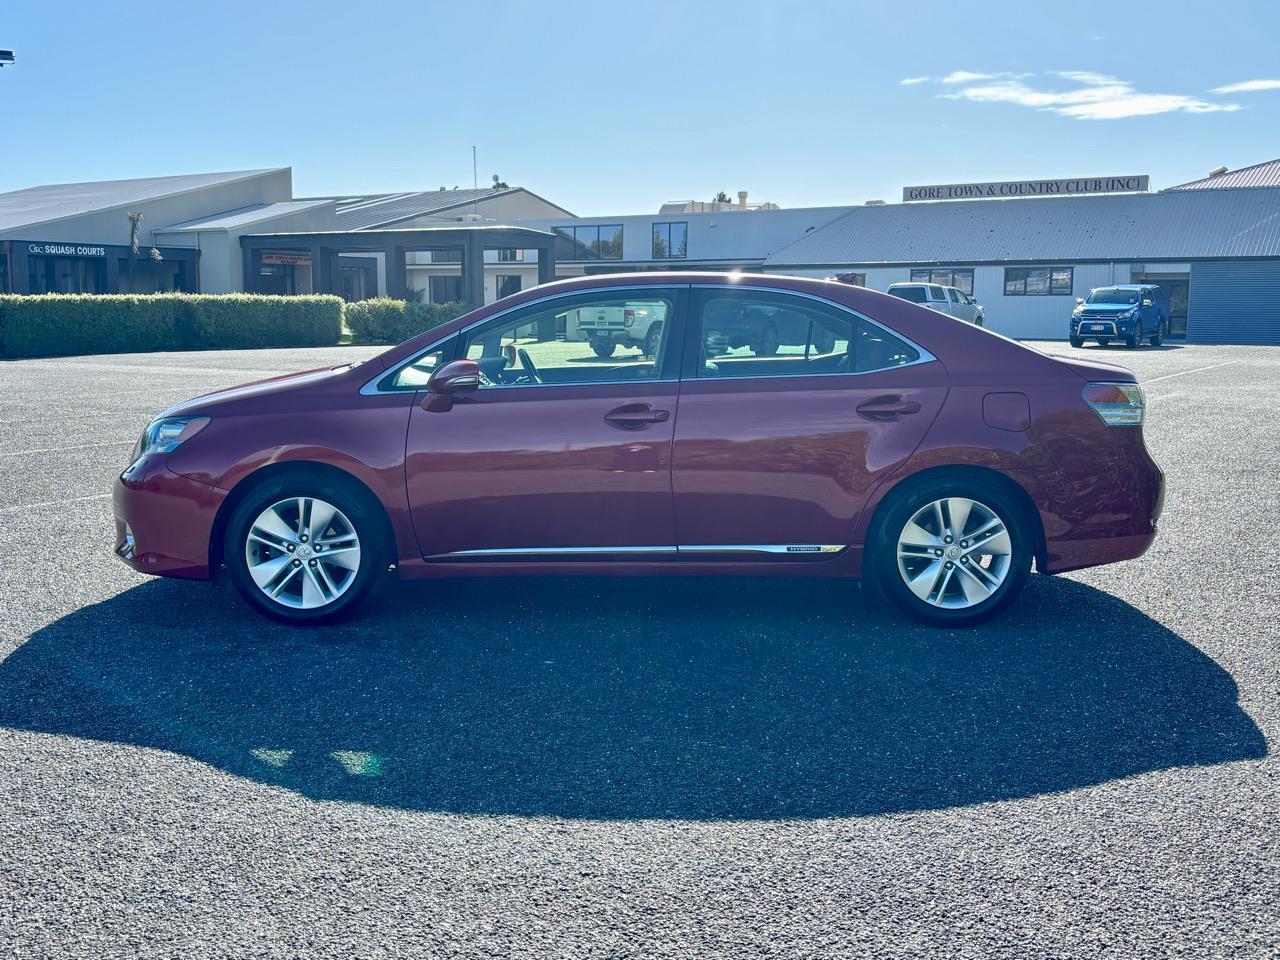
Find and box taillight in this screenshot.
[1083,382,1145,426]
[623,309,635,328]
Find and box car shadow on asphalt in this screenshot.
[0,574,1264,820]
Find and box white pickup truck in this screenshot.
[886,282,985,326]
[563,300,669,358]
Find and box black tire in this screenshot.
[591,339,617,358]
[756,323,780,356]
[1069,334,1084,348]
[870,474,1033,627]
[1124,322,1142,349]
[1150,321,1165,347]
[642,322,663,360]
[1097,338,1111,346]
[224,469,390,625]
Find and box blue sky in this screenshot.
[1,0,1277,214]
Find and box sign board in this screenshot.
[27,242,107,257]
[903,175,1149,202]
[261,252,312,266]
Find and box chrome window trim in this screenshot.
[362,281,937,395]
[425,544,846,560]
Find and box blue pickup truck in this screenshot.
[1070,284,1169,348]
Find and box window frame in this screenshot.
[554,224,625,261]
[362,283,935,395]
[910,267,974,296]
[1005,266,1074,296]
[652,221,688,260]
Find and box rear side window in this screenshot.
[889,286,928,304]
[694,291,920,378]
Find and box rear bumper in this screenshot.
[113,456,225,580]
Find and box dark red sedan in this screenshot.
[114,273,1163,626]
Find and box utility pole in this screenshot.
[472,146,479,218]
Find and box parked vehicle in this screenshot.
[1070,284,1169,348]
[115,272,1163,628]
[566,300,668,358]
[887,282,984,325]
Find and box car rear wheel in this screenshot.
[225,472,387,624]
[1097,338,1111,346]
[590,339,617,358]
[1150,322,1165,347]
[872,476,1032,626]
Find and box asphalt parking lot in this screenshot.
[1,340,1278,958]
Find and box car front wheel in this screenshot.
[872,477,1032,626]
[1069,334,1084,348]
[225,472,387,624]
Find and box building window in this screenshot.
[432,250,463,263]
[28,256,107,294]
[652,221,688,259]
[496,248,524,262]
[554,224,624,260]
[911,267,974,296]
[495,274,521,300]
[1004,266,1073,296]
[430,275,463,303]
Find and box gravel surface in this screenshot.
[1,341,1276,958]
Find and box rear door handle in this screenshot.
[603,403,670,429]
[856,395,922,421]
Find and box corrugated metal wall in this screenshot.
[1188,260,1280,344]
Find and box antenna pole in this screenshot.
[472,146,478,217]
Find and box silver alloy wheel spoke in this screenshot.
[245,497,362,610]
[896,496,1013,610]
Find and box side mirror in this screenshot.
[427,358,481,394]
[1142,299,1153,307]
[1075,297,1085,306]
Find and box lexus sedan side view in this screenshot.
[114,272,1164,627]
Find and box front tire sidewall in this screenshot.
[224,473,386,625]
[871,477,1032,627]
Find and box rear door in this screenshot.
[671,286,948,556]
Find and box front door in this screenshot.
[405,287,686,559]
[672,288,948,556]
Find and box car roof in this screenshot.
[886,281,938,288]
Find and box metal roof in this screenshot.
[764,188,1280,266]
[1164,158,1280,192]
[156,200,334,233]
[0,169,285,233]
[315,188,569,231]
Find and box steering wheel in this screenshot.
[517,348,542,384]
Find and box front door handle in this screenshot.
[856,395,922,421]
[603,403,670,429]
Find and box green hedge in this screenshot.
[0,294,344,359]
[344,298,470,344]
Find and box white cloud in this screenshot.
[1212,79,1280,93]
[899,76,930,86]
[922,71,1242,120]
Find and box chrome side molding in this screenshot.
[426,544,845,560]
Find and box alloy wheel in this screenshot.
[244,497,362,609]
[896,497,1013,609]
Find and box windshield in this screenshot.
[889,286,928,304]
[1086,287,1142,305]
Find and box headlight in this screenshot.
[128,416,210,467]
[1118,308,1136,319]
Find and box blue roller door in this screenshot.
[1188,260,1280,344]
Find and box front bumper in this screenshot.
[1073,317,1136,338]
[113,455,226,579]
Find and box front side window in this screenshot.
[652,222,688,259]
[463,292,674,387]
[1006,266,1073,296]
[695,292,919,379]
[911,267,974,295]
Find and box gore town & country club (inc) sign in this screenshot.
[903,175,1149,202]
[27,243,107,257]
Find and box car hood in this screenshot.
[1079,303,1138,312]
[159,365,353,419]
[1052,354,1137,383]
